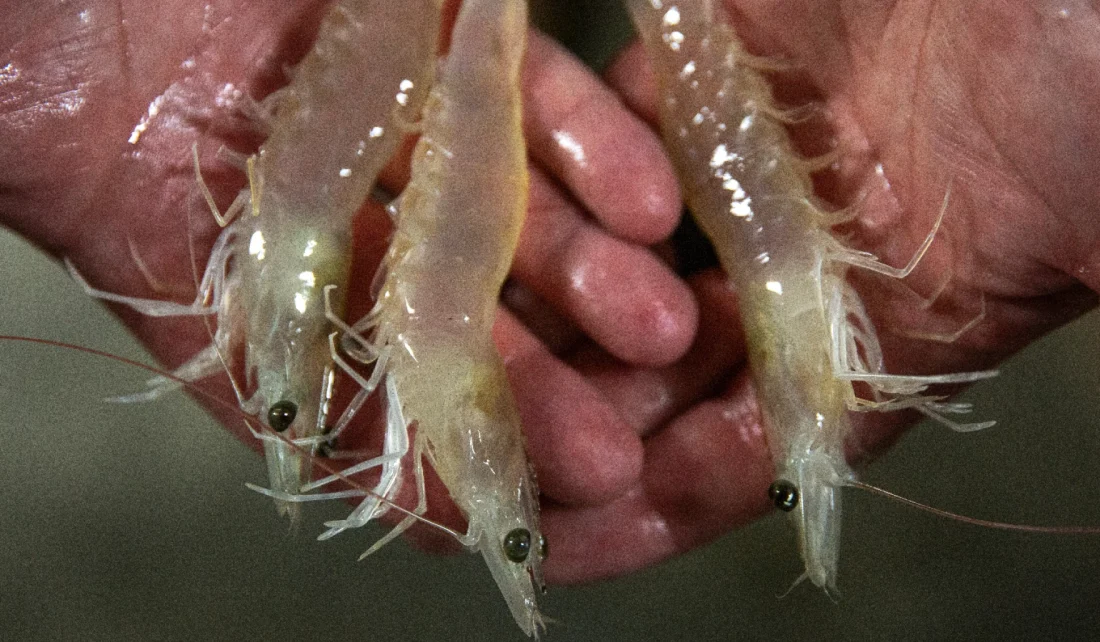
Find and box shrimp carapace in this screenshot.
[68,0,443,522]
[626,0,996,591]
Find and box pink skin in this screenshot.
[3,0,1100,587]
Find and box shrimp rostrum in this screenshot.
[67,0,441,522]
[626,0,997,591]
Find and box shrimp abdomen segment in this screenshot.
[388,2,528,331]
[258,0,442,220]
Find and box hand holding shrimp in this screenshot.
[0,0,688,566]
[5,0,1100,593]
[540,0,1100,584]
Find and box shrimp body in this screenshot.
[627,0,995,590]
[226,0,441,519]
[331,0,547,634]
[71,0,441,520]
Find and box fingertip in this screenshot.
[540,489,677,584]
[573,268,746,437]
[521,385,645,505]
[524,31,681,245]
[514,167,697,366]
[604,40,660,126]
[540,374,773,584]
[559,228,699,366]
[641,377,773,544]
[622,158,684,245]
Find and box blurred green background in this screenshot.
[3,2,1100,640]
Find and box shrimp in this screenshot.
[296,0,548,634]
[66,0,442,522]
[626,0,997,592]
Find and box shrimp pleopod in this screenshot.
[626,0,996,591]
[68,0,442,522]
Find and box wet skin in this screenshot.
[2,0,1099,584]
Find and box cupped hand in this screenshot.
[539,0,1100,583]
[7,0,1098,590]
[0,0,692,572]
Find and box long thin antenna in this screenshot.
[847,480,1100,535]
[0,335,463,541]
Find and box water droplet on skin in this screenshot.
[551,130,587,167]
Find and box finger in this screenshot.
[513,164,698,366]
[500,279,584,355]
[541,371,774,584]
[493,308,644,507]
[523,30,682,245]
[320,205,648,551]
[573,269,746,435]
[603,40,660,126]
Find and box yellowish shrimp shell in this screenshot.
[69,0,442,522]
[347,0,547,634]
[627,0,995,591]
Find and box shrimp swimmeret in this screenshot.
[270,0,548,635]
[67,0,442,522]
[626,0,997,591]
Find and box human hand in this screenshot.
[0,0,693,571]
[538,0,1100,583]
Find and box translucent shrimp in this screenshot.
[67,0,442,521]
[301,0,548,635]
[626,0,997,591]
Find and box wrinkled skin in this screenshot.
[2,0,1099,586]
[564,0,1100,582]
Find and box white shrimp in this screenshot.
[289,0,548,635]
[67,0,442,522]
[626,0,997,591]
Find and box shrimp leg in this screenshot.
[318,378,410,540]
[108,344,225,403]
[64,252,225,317]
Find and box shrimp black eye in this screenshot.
[315,425,338,458]
[769,480,799,512]
[503,528,532,563]
[267,401,298,432]
[537,534,548,560]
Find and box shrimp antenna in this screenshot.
[847,479,1100,535]
[0,335,465,543]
